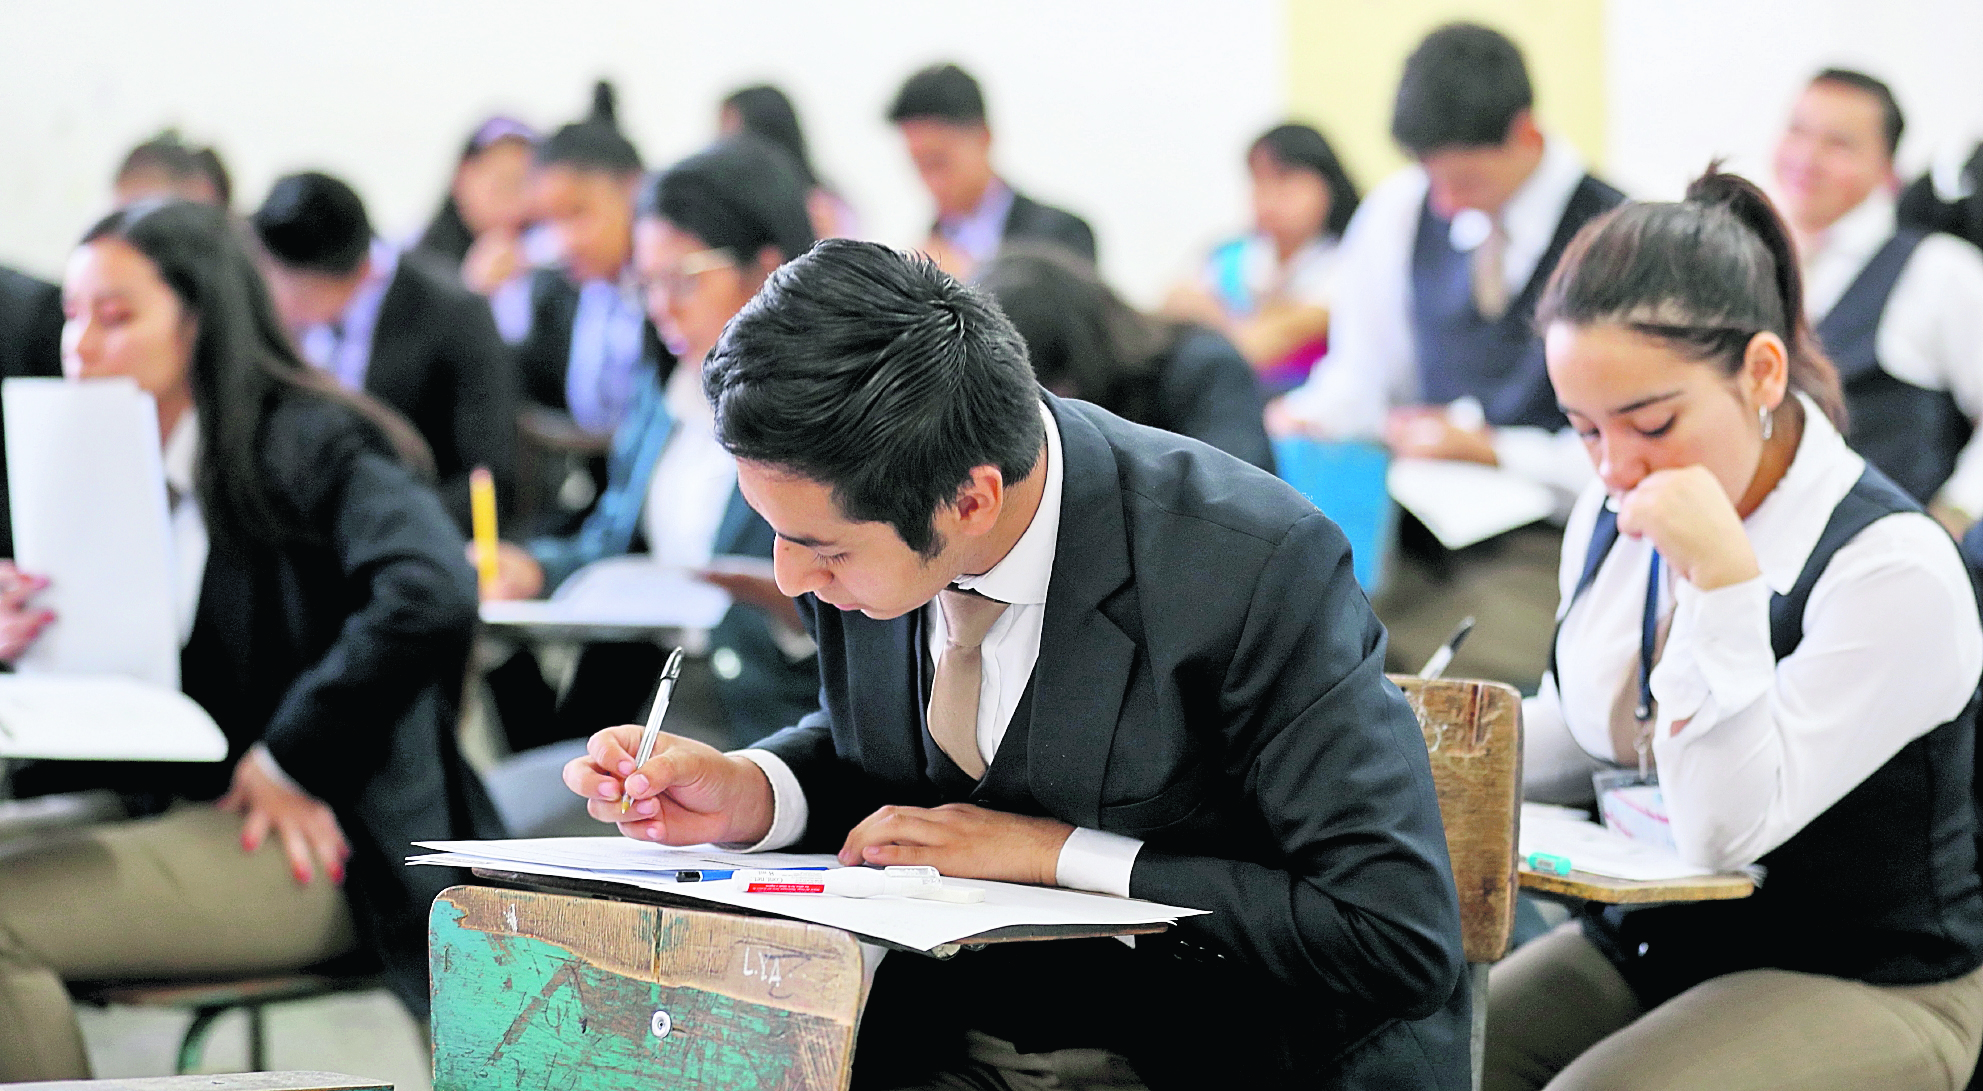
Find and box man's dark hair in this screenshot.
[704,239,1043,558]
[1813,67,1905,159]
[117,129,233,206]
[250,171,372,276]
[887,63,988,127]
[1390,23,1534,156]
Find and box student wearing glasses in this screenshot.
[480,134,821,761]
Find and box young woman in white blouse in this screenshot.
[1485,170,1983,1091]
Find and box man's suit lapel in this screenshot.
[361,264,417,409]
[1026,396,1135,830]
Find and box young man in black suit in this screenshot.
[889,63,1098,279]
[565,239,1469,1090]
[252,172,518,532]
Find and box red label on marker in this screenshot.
[745,882,827,894]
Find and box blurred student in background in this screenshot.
[888,62,1096,279]
[480,133,820,776]
[411,116,543,342]
[514,82,659,440]
[1270,23,1626,689]
[978,243,1274,472]
[0,200,500,1080]
[720,84,857,240]
[112,130,231,208]
[1165,123,1360,394]
[1771,68,1983,536]
[251,171,518,532]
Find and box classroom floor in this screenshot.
[78,989,432,1089]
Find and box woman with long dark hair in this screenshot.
[412,116,540,308]
[0,200,498,1080]
[719,83,858,240]
[1486,170,1983,1089]
[977,243,1273,472]
[1165,122,1360,392]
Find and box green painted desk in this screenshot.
[5,1074,389,1090]
[429,874,1171,1090]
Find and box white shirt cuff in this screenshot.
[1651,574,1775,726]
[1492,426,1596,510]
[1054,826,1144,897]
[249,743,305,795]
[729,749,809,852]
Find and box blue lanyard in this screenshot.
[1634,551,1662,724]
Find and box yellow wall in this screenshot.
[1286,0,1606,194]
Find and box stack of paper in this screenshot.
[1388,458,1556,550]
[1519,803,1721,882]
[409,837,1207,952]
[479,557,733,630]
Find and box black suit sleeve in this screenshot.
[258,418,480,801]
[1155,330,1274,473]
[433,290,519,525]
[1129,512,1464,1019]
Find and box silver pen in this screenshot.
[620,647,687,814]
[1417,616,1476,680]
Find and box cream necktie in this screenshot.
[928,588,1010,779]
[1471,217,1511,320]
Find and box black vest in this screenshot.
[1562,468,1983,1006]
[913,609,1048,812]
[1408,174,1624,430]
[1817,229,1973,503]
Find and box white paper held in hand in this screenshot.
[4,378,179,689]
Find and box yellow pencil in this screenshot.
[469,466,499,596]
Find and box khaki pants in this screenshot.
[1375,524,1562,693]
[1485,923,1983,1091]
[0,805,356,1080]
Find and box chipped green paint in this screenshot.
[429,898,847,1089]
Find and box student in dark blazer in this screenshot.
[481,134,823,754]
[0,200,500,1081]
[888,63,1097,278]
[252,171,519,531]
[977,242,1275,472]
[562,240,1469,1090]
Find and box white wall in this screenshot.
[0,0,1285,303]
[1606,0,1983,199]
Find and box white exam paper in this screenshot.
[1388,457,1557,550]
[1519,803,1719,882]
[479,556,732,630]
[5,378,179,689]
[409,838,1206,952]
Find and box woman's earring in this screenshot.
[1759,404,1774,441]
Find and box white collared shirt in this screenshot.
[161,410,207,649]
[736,402,1144,895]
[1522,395,1983,870]
[1799,190,1983,517]
[641,363,738,572]
[1281,135,1598,504]
[298,238,399,393]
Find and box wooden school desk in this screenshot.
[428,873,1172,1091]
[3,1074,391,1091]
[1518,864,1756,904]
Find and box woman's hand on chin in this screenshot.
[1615,466,1761,591]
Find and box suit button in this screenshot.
[712,647,742,680]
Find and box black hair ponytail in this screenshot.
[537,79,641,175]
[587,80,619,131]
[1538,165,1848,430]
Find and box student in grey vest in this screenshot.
[1773,68,1983,535]
[1488,170,1983,1091]
[1271,23,1624,689]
